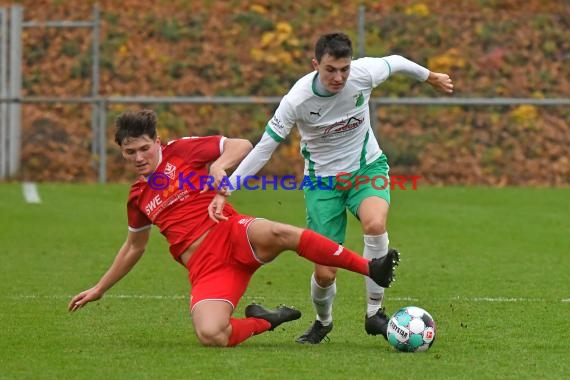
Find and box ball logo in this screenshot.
[389,319,409,342]
[423,327,435,343]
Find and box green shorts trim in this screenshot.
[304,154,390,243]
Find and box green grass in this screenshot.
[1,183,569,379]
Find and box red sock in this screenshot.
[297,229,369,276]
[227,317,271,347]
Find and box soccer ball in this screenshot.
[387,306,436,352]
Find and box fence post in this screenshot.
[357,5,365,58]
[91,5,100,167]
[8,5,22,177]
[0,8,8,179]
[97,99,107,183]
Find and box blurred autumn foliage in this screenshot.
[3,0,569,185]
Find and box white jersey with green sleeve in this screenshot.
[227,55,429,190]
[266,56,426,177]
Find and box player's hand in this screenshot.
[68,287,103,312]
[207,193,229,223]
[426,72,454,94]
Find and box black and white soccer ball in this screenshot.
[387,306,436,352]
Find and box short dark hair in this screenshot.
[114,109,157,146]
[314,33,353,62]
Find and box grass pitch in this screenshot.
[0,183,569,379]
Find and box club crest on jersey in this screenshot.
[164,162,177,180]
[354,91,364,107]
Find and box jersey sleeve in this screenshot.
[355,56,429,87]
[265,95,296,142]
[127,189,152,232]
[354,57,392,87]
[381,55,429,81]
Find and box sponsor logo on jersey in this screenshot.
[145,194,163,215]
[269,116,285,132]
[323,116,363,135]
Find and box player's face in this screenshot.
[313,53,351,93]
[120,135,161,177]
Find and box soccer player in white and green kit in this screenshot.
[209,32,454,344]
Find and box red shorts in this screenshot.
[186,214,263,312]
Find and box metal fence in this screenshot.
[0,4,100,180]
[1,5,569,183]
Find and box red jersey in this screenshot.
[126,136,237,260]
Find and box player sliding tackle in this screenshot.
[68,109,400,347]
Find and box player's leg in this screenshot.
[246,219,396,283]
[246,218,399,344]
[189,220,296,348]
[191,299,235,346]
[295,265,337,344]
[348,154,394,338]
[259,221,398,344]
[192,299,297,347]
[190,269,275,347]
[295,181,347,343]
[358,196,392,337]
[311,266,337,328]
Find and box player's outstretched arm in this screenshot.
[68,229,150,312]
[380,55,453,94]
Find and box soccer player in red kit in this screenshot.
[68,109,400,347]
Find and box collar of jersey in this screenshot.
[312,73,337,98]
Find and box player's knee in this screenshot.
[361,219,386,235]
[194,325,229,347]
[315,267,337,286]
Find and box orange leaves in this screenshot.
[251,21,299,66]
[404,3,430,17]
[427,48,467,73]
[9,0,570,185]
